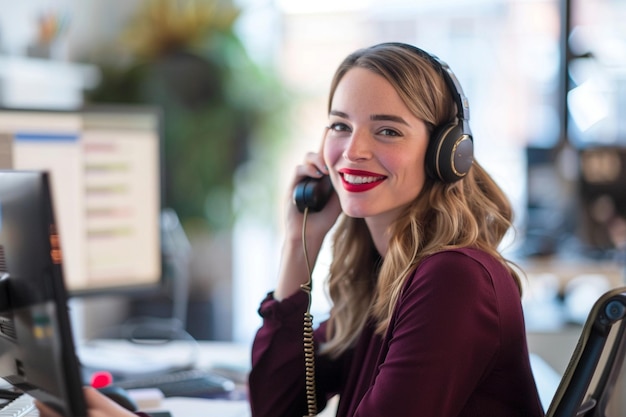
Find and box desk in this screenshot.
[518,255,624,291]
[82,338,561,416]
[80,339,345,417]
[80,340,253,416]
[155,397,250,417]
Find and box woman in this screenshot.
[248,42,544,417]
[36,42,543,417]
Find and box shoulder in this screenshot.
[392,248,519,341]
[405,247,517,301]
[418,247,505,278]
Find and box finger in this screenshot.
[34,400,65,417]
[300,152,328,177]
[295,164,323,182]
[304,152,326,171]
[83,387,136,417]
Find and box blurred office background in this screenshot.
[0,0,625,347]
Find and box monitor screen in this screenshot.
[0,170,87,416]
[0,106,162,296]
[578,146,626,254]
[522,146,577,257]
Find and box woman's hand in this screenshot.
[286,151,341,242]
[274,151,341,301]
[35,387,137,417]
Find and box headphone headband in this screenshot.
[379,42,471,133]
[432,57,471,134]
[376,42,474,182]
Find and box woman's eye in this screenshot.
[329,122,350,132]
[379,128,401,137]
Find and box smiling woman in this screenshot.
[323,67,431,223]
[248,42,545,417]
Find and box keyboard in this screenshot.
[115,369,236,398]
[0,393,38,416]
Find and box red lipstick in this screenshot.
[339,169,386,192]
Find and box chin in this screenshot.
[340,204,376,219]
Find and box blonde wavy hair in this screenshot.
[321,43,520,358]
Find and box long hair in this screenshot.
[321,43,520,358]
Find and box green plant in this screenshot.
[84,0,291,233]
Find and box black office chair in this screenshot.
[546,286,626,417]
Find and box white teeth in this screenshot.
[343,174,383,184]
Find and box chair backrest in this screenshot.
[546,286,626,417]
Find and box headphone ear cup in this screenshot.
[425,123,474,183]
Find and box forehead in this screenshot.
[330,67,412,117]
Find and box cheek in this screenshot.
[395,149,428,189]
[323,140,343,167]
[409,143,429,176]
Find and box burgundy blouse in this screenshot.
[249,248,545,417]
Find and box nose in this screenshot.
[342,129,372,162]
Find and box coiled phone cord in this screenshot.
[300,207,318,417]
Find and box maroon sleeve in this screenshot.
[248,291,338,417]
[353,251,502,417]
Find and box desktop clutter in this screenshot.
[523,270,616,331]
[81,357,243,415]
[75,334,252,417]
[77,365,245,417]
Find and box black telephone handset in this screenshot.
[293,175,334,213]
[292,175,334,416]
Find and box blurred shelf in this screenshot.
[0,55,99,109]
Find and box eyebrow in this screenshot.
[329,110,349,119]
[329,110,410,126]
[370,114,410,126]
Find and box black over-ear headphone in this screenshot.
[379,43,474,183]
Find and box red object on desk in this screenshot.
[90,371,113,388]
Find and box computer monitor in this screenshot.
[522,146,577,257]
[0,106,163,296]
[0,170,87,416]
[577,146,626,255]
[523,145,626,259]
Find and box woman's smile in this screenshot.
[339,169,387,192]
